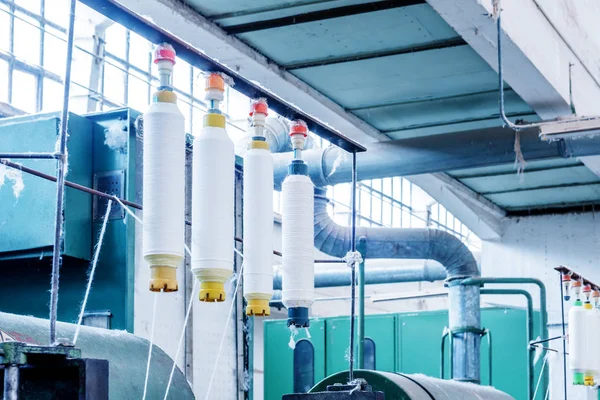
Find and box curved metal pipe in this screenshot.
[272,261,447,290]
[312,187,481,383]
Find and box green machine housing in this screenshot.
[0,109,141,331]
[265,307,547,400]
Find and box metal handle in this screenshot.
[482,328,492,386]
[440,328,449,379]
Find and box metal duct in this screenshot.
[273,261,447,290]
[312,187,481,383]
[272,125,600,187]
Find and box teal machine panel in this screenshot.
[0,113,93,260]
[264,307,546,400]
[0,108,140,332]
[264,319,326,400]
[325,315,396,374]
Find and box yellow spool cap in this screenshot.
[584,302,593,310]
[246,299,271,316]
[200,281,226,302]
[584,374,595,386]
[248,140,269,150]
[204,113,226,128]
[149,266,178,292]
[152,90,177,104]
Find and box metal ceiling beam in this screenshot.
[210,0,340,20]
[78,0,367,152]
[284,38,466,70]
[224,0,425,34]
[406,173,505,240]
[426,0,600,181]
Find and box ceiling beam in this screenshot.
[85,0,387,147]
[407,173,505,240]
[224,0,425,34]
[426,0,600,179]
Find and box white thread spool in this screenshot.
[143,101,185,291]
[281,174,314,310]
[191,124,235,301]
[243,140,273,316]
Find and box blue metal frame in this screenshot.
[78,0,366,153]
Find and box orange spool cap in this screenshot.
[289,120,308,137]
[205,72,225,93]
[250,98,269,116]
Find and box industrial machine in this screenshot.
[0,312,194,399]
[284,371,514,399]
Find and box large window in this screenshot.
[293,339,314,393]
[0,0,480,251]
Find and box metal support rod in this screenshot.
[357,238,366,370]
[0,152,60,159]
[1,159,347,266]
[529,335,563,346]
[3,365,19,400]
[348,151,358,382]
[559,272,568,400]
[49,0,76,345]
[461,277,548,394]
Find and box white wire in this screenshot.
[114,196,144,225]
[142,292,159,400]
[163,279,198,400]
[533,353,549,400]
[204,249,244,400]
[73,200,112,345]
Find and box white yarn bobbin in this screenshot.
[143,98,185,292]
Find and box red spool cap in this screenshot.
[154,43,176,65]
[562,273,571,282]
[584,284,592,293]
[289,120,308,137]
[250,99,268,116]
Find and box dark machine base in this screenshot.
[1,341,109,399]
[283,382,384,400]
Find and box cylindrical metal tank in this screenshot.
[311,370,515,399]
[0,312,194,399]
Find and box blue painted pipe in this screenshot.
[312,187,482,383]
[272,126,600,188]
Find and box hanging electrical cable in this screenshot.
[282,120,314,328]
[243,98,273,316]
[192,72,235,302]
[143,43,185,292]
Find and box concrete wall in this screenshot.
[482,211,600,400]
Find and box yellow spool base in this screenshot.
[584,302,593,310]
[584,375,595,386]
[200,281,226,302]
[149,266,178,292]
[246,299,271,316]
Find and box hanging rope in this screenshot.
[533,353,549,400]
[142,292,159,400]
[204,249,244,400]
[163,245,195,400]
[73,200,112,345]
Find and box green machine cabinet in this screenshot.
[264,319,326,400]
[0,108,140,332]
[325,315,396,375]
[264,307,546,400]
[0,113,93,260]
